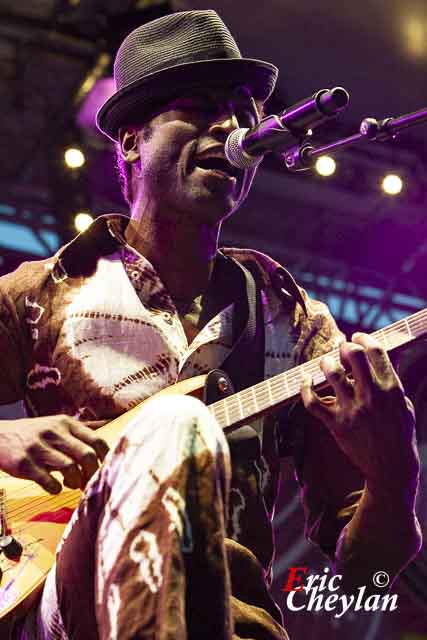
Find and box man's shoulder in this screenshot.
[220,246,281,289]
[0,255,57,299]
[0,213,127,298]
[221,246,345,353]
[220,246,327,319]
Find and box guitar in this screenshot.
[0,305,426,633]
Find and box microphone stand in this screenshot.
[283,105,427,172]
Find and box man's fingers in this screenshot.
[320,355,354,406]
[61,464,85,490]
[84,420,108,430]
[339,342,376,402]
[18,457,62,494]
[300,372,336,425]
[41,418,109,485]
[352,332,398,382]
[70,422,110,462]
[33,468,63,495]
[32,444,85,489]
[49,436,100,486]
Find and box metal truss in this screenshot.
[283,249,426,333]
[0,196,65,275]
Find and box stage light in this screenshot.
[74,212,93,232]
[65,147,85,169]
[382,174,403,195]
[315,155,336,177]
[402,16,426,59]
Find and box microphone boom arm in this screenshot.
[284,105,427,172]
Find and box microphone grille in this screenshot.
[225,128,263,170]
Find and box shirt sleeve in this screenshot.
[278,293,365,559]
[285,402,364,559]
[0,281,28,404]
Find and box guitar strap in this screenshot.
[217,253,307,458]
[219,253,306,392]
[209,254,264,457]
[220,254,265,393]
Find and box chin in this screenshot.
[185,187,239,223]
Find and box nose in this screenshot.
[208,110,239,141]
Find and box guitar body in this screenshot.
[0,374,208,635]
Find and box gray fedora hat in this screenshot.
[96,9,278,142]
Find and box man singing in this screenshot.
[0,9,421,639]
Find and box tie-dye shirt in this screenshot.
[0,214,362,583]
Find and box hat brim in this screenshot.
[96,57,278,142]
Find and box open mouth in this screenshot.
[194,156,239,179]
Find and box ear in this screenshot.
[118,127,140,163]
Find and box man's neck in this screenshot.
[125,206,222,312]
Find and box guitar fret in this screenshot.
[227,397,241,423]
[223,399,230,426]
[267,379,274,405]
[283,372,290,399]
[257,384,268,402]
[251,386,259,412]
[288,375,300,397]
[378,328,388,349]
[0,488,7,536]
[209,402,226,428]
[236,391,244,419]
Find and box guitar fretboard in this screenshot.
[208,307,427,432]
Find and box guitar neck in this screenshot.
[209,306,427,433]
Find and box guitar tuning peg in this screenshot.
[0,535,23,560]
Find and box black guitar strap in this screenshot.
[220,255,265,392]
[219,253,306,392]
[217,253,307,458]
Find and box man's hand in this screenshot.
[301,333,419,503]
[0,415,109,494]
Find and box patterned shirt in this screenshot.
[0,215,364,615]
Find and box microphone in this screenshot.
[225,87,349,169]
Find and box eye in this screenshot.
[170,97,205,110]
[173,94,223,114]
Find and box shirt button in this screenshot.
[163,312,173,325]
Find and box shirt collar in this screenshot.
[54,214,129,278]
[54,213,306,314]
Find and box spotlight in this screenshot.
[315,155,336,177]
[65,147,85,169]
[74,212,94,232]
[382,174,403,195]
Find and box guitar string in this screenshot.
[218,352,329,408]
[5,490,81,521]
[247,312,423,400]
[212,312,427,425]
[4,497,81,535]
[210,352,334,424]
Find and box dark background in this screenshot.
[1,1,427,637]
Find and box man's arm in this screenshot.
[333,477,421,592]
[0,278,109,493]
[301,333,422,591]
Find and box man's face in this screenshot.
[127,86,263,225]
